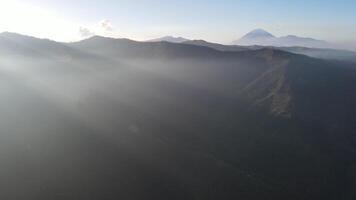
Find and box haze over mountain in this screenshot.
[0,31,355,200]
[183,40,356,62]
[184,39,356,62]
[147,36,189,43]
[233,29,332,48]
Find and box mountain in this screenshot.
[239,28,276,40]
[184,39,356,62]
[0,32,86,58]
[0,32,356,200]
[277,35,331,48]
[147,35,189,43]
[279,46,356,62]
[183,40,252,52]
[69,36,232,61]
[233,29,332,48]
[233,29,276,46]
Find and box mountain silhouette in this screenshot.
[240,29,276,39]
[233,29,331,48]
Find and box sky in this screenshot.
[0,0,355,49]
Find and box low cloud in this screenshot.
[79,19,115,38]
[99,19,114,32]
[79,27,95,38]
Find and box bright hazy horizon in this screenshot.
[0,0,355,50]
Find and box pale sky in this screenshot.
[0,0,355,50]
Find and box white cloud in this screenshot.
[79,27,94,38]
[79,19,115,38]
[98,19,114,32]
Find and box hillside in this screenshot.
[0,32,355,200]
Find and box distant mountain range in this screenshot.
[147,36,189,43]
[232,29,332,48]
[0,31,356,200]
[183,39,356,62]
[144,30,356,62]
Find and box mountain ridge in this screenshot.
[184,38,356,62]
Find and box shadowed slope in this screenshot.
[0,33,355,200]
